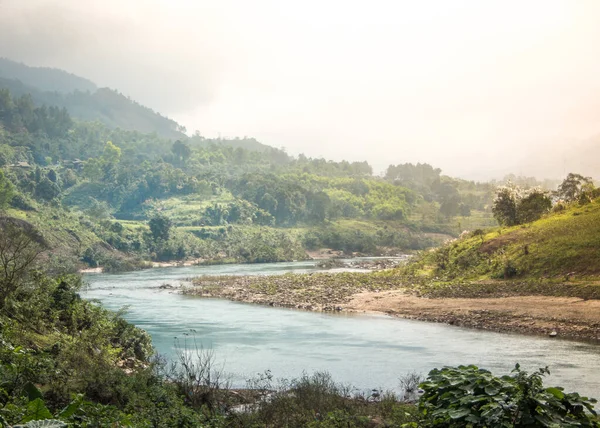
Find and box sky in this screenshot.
[1,0,599,179]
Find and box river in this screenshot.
[82,260,600,398]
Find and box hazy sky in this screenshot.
[1,0,599,179]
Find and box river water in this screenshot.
[82,260,600,398]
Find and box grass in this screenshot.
[395,199,600,298]
[147,193,235,226]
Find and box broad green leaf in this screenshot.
[22,398,52,422]
[448,408,471,419]
[24,382,43,401]
[484,385,499,396]
[57,394,84,418]
[546,387,565,400]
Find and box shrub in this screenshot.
[419,364,599,427]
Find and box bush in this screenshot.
[9,193,37,211]
[419,364,599,427]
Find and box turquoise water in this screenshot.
[82,261,600,398]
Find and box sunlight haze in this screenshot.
[1,0,599,179]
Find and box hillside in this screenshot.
[0,58,185,140]
[1,86,474,270]
[188,134,278,153]
[0,57,97,93]
[401,198,600,298]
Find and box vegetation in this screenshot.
[0,83,506,270]
[492,183,552,226]
[420,364,598,427]
[1,58,599,427]
[0,58,185,139]
[406,196,600,285]
[1,243,596,426]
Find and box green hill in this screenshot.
[401,198,600,298]
[0,58,186,140]
[0,57,97,93]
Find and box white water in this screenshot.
[82,261,600,398]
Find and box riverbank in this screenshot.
[182,274,600,342]
[346,290,600,341]
[79,255,405,274]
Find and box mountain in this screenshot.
[188,134,279,152]
[0,58,186,140]
[0,57,96,93]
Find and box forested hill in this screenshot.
[0,58,186,140]
[188,134,279,153]
[0,82,506,270]
[0,57,97,93]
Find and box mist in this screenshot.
[1,0,600,179]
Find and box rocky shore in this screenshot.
[182,274,600,342]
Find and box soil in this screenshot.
[183,277,600,342]
[344,290,600,341]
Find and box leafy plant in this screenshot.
[419,364,599,427]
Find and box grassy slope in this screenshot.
[5,207,104,262]
[397,199,600,298]
[3,204,149,272]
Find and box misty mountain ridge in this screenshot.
[1,57,599,183]
[0,57,186,140]
[0,57,96,93]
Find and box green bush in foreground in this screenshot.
[420,364,599,427]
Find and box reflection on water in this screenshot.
[82,261,600,398]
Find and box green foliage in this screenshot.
[493,183,552,226]
[517,191,552,224]
[0,169,14,210]
[492,186,519,226]
[303,220,437,254]
[0,218,47,308]
[149,214,172,241]
[557,173,594,203]
[406,197,600,287]
[419,364,599,427]
[0,61,185,140]
[101,140,121,165]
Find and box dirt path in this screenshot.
[344,290,600,341]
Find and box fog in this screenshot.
[1,0,599,179]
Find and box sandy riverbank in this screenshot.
[345,290,600,341]
[182,275,600,342]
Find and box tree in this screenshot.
[82,157,104,182]
[102,141,122,165]
[0,217,47,308]
[47,169,58,183]
[259,193,278,214]
[34,177,61,201]
[492,185,519,226]
[493,184,552,226]
[517,190,552,224]
[0,169,14,210]
[171,140,191,166]
[557,173,593,203]
[440,196,461,219]
[149,214,172,241]
[306,191,331,223]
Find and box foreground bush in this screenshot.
[419,364,599,427]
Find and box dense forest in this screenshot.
[0,81,524,271]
